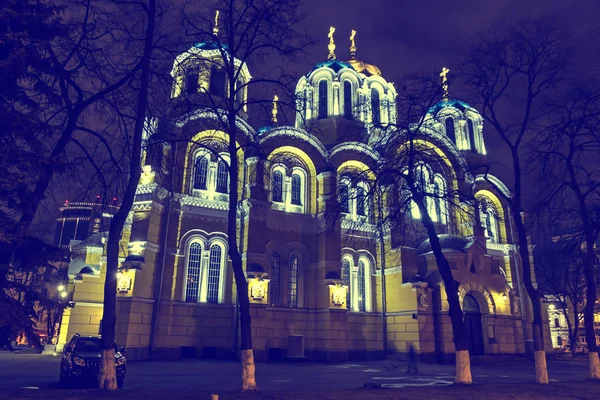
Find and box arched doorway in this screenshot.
[463,293,485,355]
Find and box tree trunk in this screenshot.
[227,106,257,391]
[418,198,471,384]
[98,0,155,389]
[513,211,548,383]
[583,233,600,379]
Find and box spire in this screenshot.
[327,26,336,60]
[349,30,357,58]
[440,67,450,101]
[271,95,279,124]
[213,10,220,37]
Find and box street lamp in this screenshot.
[57,285,65,292]
[60,291,67,299]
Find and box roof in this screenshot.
[428,99,473,115]
[416,234,473,254]
[347,57,381,76]
[308,60,354,76]
[193,41,229,51]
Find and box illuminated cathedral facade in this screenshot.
[56,27,551,362]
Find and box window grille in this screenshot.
[371,88,381,126]
[344,81,353,120]
[216,160,229,193]
[272,170,283,202]
[445,117,456,142]
[271,252,281,306]
[193,156,208,190]
[318,81,328,119]
[291,173,302,205]
[185,242,202,302]
[288,254,299,307]
[341,259,351,309]
[207,245,222,303]
[357,260,366,312]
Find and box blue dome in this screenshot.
[193,41,229,51]
[258,125,276,135]
[308,60,354,76]
[428,99,473,115]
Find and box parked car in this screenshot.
[59,334,126,387]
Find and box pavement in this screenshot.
[0,352,598,399]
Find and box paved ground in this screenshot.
[0,352,598,399]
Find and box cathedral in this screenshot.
[55,27,551,362]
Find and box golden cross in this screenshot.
[328,26,336,60]
[213,10,220,36]
[350,30,357,57]
[440,67,450,101]
[271,94,279,124]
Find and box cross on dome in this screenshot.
[327,27,336,60]
[271,95,279,124]
[440,67,450,101]
[350,30,357,57]
[213,10,220,36]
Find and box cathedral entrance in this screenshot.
[463,294,485,355]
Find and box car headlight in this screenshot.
[73,356,86,367]
[115,357,126,366]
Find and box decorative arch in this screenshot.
[458,283,496,315]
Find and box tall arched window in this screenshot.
[291,173,302,205]
[357,260,366,312]
[480,198,500,243]
[341,259,351,308]
[185,242,202,302]
[207,244,222,303]
[356,185,366,216]
[432,176,447,225]
[193,156,209,190]
[272,170,283,202]
[468,119,477,152]
[371,88,381,126]
[343,81,353,120]
[318,80,328,119]
[186,67,199,94]
[216,159,229,193]
[340,178,350,214]
[288,253,299,307]
[271,252,281,306]
[209,66,226,97]
[445,117,456,142]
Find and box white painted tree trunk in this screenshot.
[98,348,117,390]
[589,352,600,380]
[455,350,472,384]
[534,350,549,384]
[241,349,257,391]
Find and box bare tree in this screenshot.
[462,17,570,383]
[534,86,600,378]
[174,0,308,390]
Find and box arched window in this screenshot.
[318,80,328,119]
[193,156,209,190]
[270,252,281,306]
[432,176,447,225]
[445,117,456,142]
[209,66,226,97]
[339,178,350,214]
[186,67,199,94]
[272,170,283,202]
[288,253,299,307]
[207,244,222,303]
[371,88,381,126]
[480,198,500,243]
[357,260,366,312]
[185,242,202,302]
[216,159,229,194]
[341,259,351,308]
[343,81,353,120]
[356,185,366,216]
[291,173,302,205]
[468,119,477,152]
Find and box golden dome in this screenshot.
[347,57,381,77]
